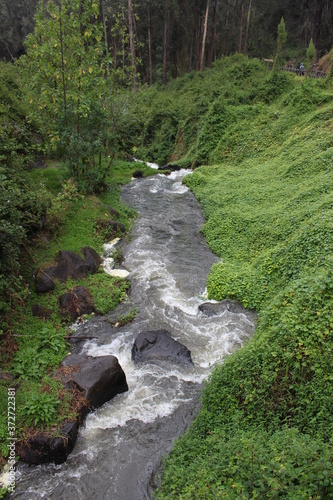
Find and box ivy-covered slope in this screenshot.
[129,57,333,497]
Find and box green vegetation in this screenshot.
[0,51,157,462]
[1,14,333,493]
[119,56,333,497]
[0,62,50,314]
[0,147,154,467]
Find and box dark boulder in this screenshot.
[158,164,181,171]
[81,246,101,274]
[35,247,101,293]
[58,286,97,322]
[17,421,79,465]
[132,169,143,178]
[35,267,57,293]
[199,300,251,316]
[199,301,257,326]
[132,330,192,366]
[31,303,52,319]
[107,220,126,234]
[58,354,128,408]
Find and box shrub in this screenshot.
[22,391,59,427]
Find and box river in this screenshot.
[14,169,255,499]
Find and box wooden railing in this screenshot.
[280,65,327,78]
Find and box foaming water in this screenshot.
[14,169,255,500]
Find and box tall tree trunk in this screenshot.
[100,0,109,75]
[163,11,168,85]
[200,0,210,71]
[243,0,252,55]
[312,0,324,63]
[128,0,138,91]
[237,0,244,53]
[208,0,218,68]
[221,1,231,55]
[226,0,238,55]
[148,7,152,86]
[196,16,202,71]
[189,23,195,72]
[59,2,67,125]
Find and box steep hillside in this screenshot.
[127,56,333,497]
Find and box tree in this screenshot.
[200,0,210,71]
[207,0,218,67]
[306,38,316,68]
[237,0,245,53]
[273,17,287,72]
[243,0,253,55]
[22,0,112,190]
[163,2,170,84]
[128,0,138,91]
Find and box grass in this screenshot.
[26,161,69,195]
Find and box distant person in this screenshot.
[300,63,305,75]
[296,63,300,75]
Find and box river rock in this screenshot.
[17,421,79,465]
[31,303,52,319]
[199,300,257,324]
[199,300,249,316]
[80,246,102,274]
[132,330,193,366]
[158,164,181,171]
[132,169,143,178]
[58,354,128,408]
[58,286,97,322]
[36,247,102,293]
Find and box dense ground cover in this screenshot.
[124,56,333,497]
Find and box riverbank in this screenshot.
[150,73,333,497]
[0,159,156,493]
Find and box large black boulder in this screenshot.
[36,247,102,293]
[58,354,128,408]
[132,169,143,178]
[18,354,128,466]
[132,330,192,366]
[17,421,79,465]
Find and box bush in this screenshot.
[157,428,333,498]
[0,62,50,313]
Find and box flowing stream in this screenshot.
[14,169,256,499]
